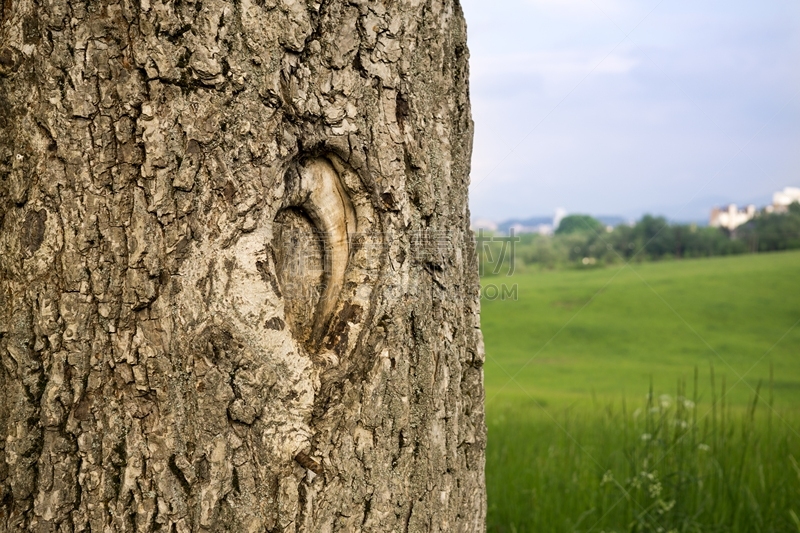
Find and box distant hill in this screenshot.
[497,217,552,234]
[595,216,627,227]
[495,215,628,234]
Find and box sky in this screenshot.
[461,0,800,223]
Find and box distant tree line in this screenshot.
[479,202,800,274]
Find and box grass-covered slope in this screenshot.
[482,250,800,410]
[482,251,800,532]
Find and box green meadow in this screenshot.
[481,251,800,532]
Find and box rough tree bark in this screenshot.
[0,0,485,530]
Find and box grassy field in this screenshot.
[481,251,800,532]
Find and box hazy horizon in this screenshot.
[470,190,776,225]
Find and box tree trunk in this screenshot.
[0,0,484,530]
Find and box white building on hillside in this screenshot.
[509,222,553,236]
[710,204,756,230]
[766,187,800,213]
[553,208,567,230]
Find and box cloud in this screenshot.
[470,49,640,99]
[472,49,639,79]
[523,0,626,18]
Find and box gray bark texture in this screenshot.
[0,0,485,530]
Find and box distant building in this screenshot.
[765,187,800,214]
[553,208,567,231]
[508,223,553,236]
[709,204,756,230]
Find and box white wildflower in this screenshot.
[659,394,672,409]
[648,481,662,498]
